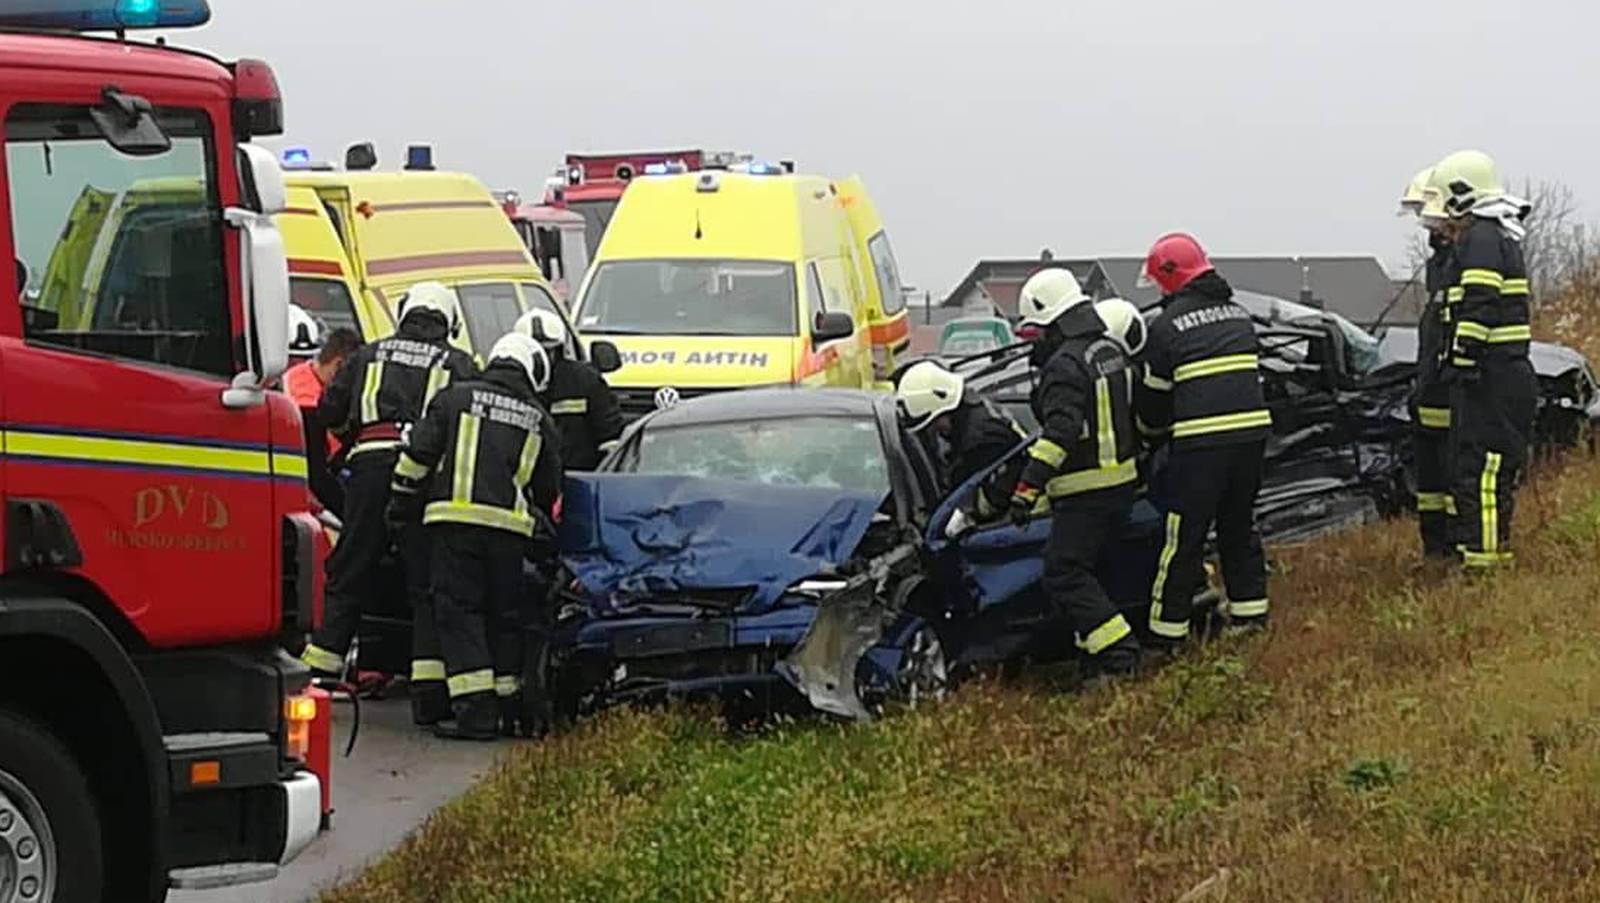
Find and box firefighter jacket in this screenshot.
[1136,271,1272,450]
[318,318,477,458]
[1016,306,1140,503]
[540,357,624,472]
[1441,217,1531,373]
[948,399,1028,517]
[392,363,563,538]
[1414,234,1454,430]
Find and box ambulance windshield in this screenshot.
[579,259,797,337]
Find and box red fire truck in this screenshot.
[0,2,328,900]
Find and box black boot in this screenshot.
[1080,638,1141,688]
[410,681,450,726]
[433,693,500,741]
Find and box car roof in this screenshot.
[642,387,889,428]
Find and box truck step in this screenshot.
[167,862,280,890]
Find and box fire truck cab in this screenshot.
[0,3,327,900]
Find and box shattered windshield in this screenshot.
[623,415,891,496]
[1237,293,1382,375]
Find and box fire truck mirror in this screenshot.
[238,144,288,215]
[89,87,172,156]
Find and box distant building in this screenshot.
[942,254,1413,329]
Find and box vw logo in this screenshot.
[653,386,681,410]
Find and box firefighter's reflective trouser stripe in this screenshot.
[1148,441,1269,639]
[400,521,444,696]
[431,523,530,701]
[1043,485,1138,658]
[1170,409,1273,441]
[1412,412,1454,559]
[1448,357,1536,570]
[305,452,398,673]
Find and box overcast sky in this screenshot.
[192,0,1597,298]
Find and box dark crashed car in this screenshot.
[948,291,1597,544]
[548,388,1175,719]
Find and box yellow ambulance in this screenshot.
[571,165,876,416]
[837,177,912,384]
[278,169,571,355]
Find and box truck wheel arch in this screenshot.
[0,593,171,903]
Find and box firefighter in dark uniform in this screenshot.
[1134,234,1272,644]
[1006,268,1143,677]
[302,282,476,727]
[515,308,623,471]
[895,360,1026,534]
[1399,168,1458,560]
[1428,150,1537,570]
[391,333,563,740]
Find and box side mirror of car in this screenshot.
[589,340,623,374]
[812,311,855,344]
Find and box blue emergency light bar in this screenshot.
[281,147,313,168]
[0,0,211,30]
[746,162,785,175]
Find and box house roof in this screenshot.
[940,259,1104,308]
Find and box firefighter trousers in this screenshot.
[1043,485,1138,661]
[303,451,397,675]
[1411,414,1454,559]
[401,522,445,694]
[1448,358,1537,569]
[430,523,529,702]
[1148,441,1268,640]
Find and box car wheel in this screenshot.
[0,710,103,903]
[890,623,950,710]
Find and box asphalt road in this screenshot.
[171,696,504,903]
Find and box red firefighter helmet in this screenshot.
[1139,232,1214,295]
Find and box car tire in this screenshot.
[887,621,950,711]
[0,709,104,903]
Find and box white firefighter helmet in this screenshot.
[1017,268,1088,328]
[488,331,551,394]
[513,308,568,352]
[397,281,463,338]
[1093,297,1147,357]
[287,304,322,359]
[896,360,965,432]
[1429,150,1504,217]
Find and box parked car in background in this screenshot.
[937,316,1013,358]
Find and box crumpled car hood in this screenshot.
[559,473,883,614]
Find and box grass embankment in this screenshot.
[325,449,1600,903]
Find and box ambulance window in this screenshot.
[868,231,907,315]
[5,104,231,376]
[455,282,525,353]
[519,282,579,359]
[806,263,828,324]
[292,278,360,336]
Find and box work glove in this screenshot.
[1008,484,1041,528]
[944,508,973,539]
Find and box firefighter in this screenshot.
[1094,298,1148,359]
[302,282,476,729]
[284,322,362,516]
[1399,168,1458,561]
[1006,269,1142,677]
[391,333,563,740]
[1427,150,1536,570]
[895,360,1026,535]
[1134,233,1272,644]
[514,308,623,470]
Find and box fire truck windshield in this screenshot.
[5,103,231,376]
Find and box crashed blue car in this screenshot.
[547,388,1169,719]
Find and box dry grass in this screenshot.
[324,291,1600,903]
[322,450,1600,903]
